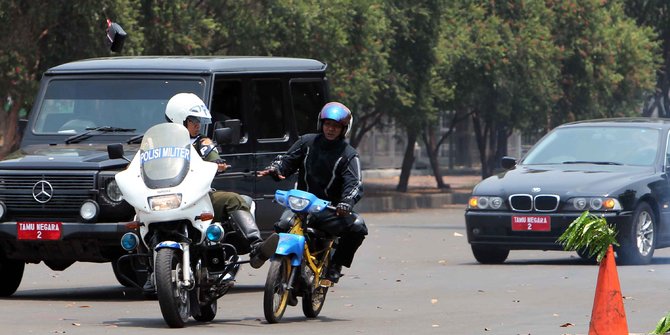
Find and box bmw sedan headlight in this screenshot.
[468,196,505,210]
[565,197,621,211]
[148,194,182,211]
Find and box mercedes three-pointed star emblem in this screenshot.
[32,180,54,204]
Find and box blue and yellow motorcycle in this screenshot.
[263,189,343,323]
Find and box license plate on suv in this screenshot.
[17,222,62,240]
[511,216,550,231]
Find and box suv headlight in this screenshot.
[106,179,123,202]
[565,197,621,211]
[468,196,505,210]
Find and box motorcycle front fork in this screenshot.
[181,244,192,287]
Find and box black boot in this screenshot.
[142,272,157,299]
[325,263,342,283]
[249,233,279,269]
[230,210,279,268]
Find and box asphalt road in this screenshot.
[1,206,669,335]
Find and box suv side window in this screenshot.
[290,79,324,135]
[251,79,286,141]
[210,80,246,143]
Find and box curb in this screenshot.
[357,192,470,213]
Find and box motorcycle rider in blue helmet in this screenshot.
[258,102,366,283]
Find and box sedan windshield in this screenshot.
[522,126,660,166]
[32,78,205,135]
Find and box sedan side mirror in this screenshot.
[501,156,517,170]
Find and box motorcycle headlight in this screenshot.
[148,194,182,211]
[105,179,123,202]
[120,232,139,251]
[288,196,310,211]
[205,224,224,242]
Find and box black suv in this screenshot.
[0,56,328,296]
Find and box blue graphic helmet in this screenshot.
[317,102,353,138]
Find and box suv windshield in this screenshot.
[522,126,660,166]
[32,78,205,135]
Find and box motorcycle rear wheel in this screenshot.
[263,256,291,323]
[302,252,330,318]
[156,248,190,328]
[302,281,328,318]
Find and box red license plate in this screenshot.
[511,216,550,231]
[17,222,62,240]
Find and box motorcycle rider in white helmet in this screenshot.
[143,93,279,292]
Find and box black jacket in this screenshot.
[270,133,363,206]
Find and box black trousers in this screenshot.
[310,211,367,268]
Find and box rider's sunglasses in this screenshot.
[186,116,201,125]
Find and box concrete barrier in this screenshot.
[357,192,470,213]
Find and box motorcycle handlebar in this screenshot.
[259,194,351,216]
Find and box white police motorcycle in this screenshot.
[110,123,242,328]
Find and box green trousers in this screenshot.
[210,191,250,222]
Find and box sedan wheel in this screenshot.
[471,245,509,264]
[617,202,655,265]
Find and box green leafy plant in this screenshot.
[652,311,670,334]
[557,211,619,263]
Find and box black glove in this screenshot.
[336,202,352,217]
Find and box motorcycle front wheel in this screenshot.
[263,256,292,323]
[155,248,190,328]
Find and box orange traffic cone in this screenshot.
[588,245,628,335]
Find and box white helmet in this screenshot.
[164,93,212,125]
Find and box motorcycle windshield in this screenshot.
[139,123,191,189]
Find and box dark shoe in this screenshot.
[249,233,279,269]
[143,275,155,293]
[325,264,342,283]
[287,292,298,306]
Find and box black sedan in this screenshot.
[465,118,670,265]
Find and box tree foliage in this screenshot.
[624,1,670,118]
[0,0,663,185]
[551,0,658,127]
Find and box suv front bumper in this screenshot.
[0,221,134,263]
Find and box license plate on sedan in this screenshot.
[17,222,62,240]
[511,216,550,231]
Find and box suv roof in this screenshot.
[46,56,327,75]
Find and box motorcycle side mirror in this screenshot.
[501,156,517,170]
[214,119,241,145]
[105,20,127,53]
[107,143,129,162]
